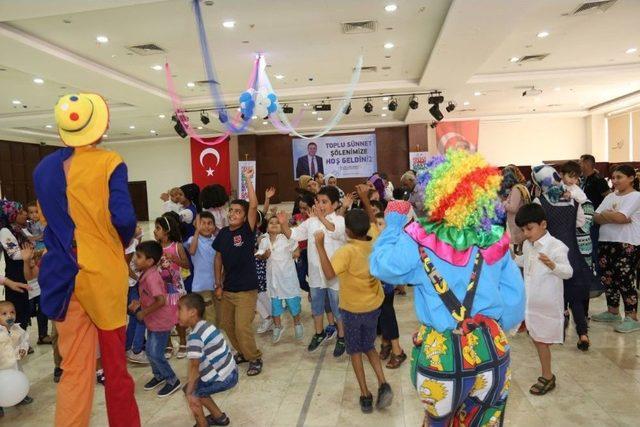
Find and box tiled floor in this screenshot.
[3,290,640,426]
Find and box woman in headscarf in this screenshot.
[372,150,525,426]
[500,165,530,255]
[531,165,600,350]
[0,200,31,331]
[324,174,345,198]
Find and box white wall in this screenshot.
[110,138,191,219]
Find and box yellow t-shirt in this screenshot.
[331,224,384,313]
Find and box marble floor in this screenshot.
[2,288,640,427]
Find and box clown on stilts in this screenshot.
[34,94,141,427]
[371,150,525,426]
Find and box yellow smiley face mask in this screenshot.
[54,93,109,147]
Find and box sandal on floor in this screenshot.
[207,413,230,426]
[577,337,590,352]
[233,353,249,364]
[529,375,556,395]
[38,335,53,345]
[386,351,407,369]
[379,343,392,361]
[247,359,263,376]
[176,345,187,359]
[164,347,174,359]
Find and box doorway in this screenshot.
[128,181,149,222]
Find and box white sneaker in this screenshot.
[257,318,274,334]
[294,324,304,341]
[272,326,285,344]
[128,350,150,364]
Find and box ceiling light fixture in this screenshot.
[158,114,166,119]
[317,117,323,121]
[382,96,390,101]
[172,114,187,138]
[445,101,456,113]
[129,125,135,129]
[187,82,196,88]
[103,134,108,138]
[463,101,470,106]
[536,31,549,38]
[150,130,156,134]
[151,65,163,71]
[197,126,203,130]
[96,35,109,43]
[11,100,21,105]
[364,98,373,113]
[274,74,284,79]
[474,91,482,96]
[385,4,397,12]
[553,87,561,91]
[222,20,235,28]
[626,47,638,54]
[409,95,419,110]
[384,42,395,49]
[388,98,398,111]
[381,113,387,117]
[283,104,294,114]
[509,56,520,63]
[429,104,443,121]
[311,111,317,115]
[200,111,210,125]
[343,103,352,115]
[33,78,44,85]
[45,124,52,128]
[251,115,257,120]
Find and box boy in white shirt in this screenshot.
[560,161,588,205]
[515,204,573,397]
[278,186,348,356]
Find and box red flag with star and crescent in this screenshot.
[190,137,231,192]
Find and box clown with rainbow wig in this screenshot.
[371,150,525,426]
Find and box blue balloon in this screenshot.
[239,91,252,102]
[267,93,277,103]
[267,103,277,113]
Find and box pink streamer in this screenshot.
[268,107,306,133]
[164,58,260,146]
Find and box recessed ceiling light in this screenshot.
[473,91,482,96]
[11,100,21,105]
[626,47,638,54]
[317,117,323,121]
[274,74,284,80]
[197,126,203,130]
[222,20,235,28]
[509,56,519,63]
[384,42,395,49]
[382,106,388,110]
[303,103,309,107]
[96,35,109,43]
[129,125,135,129]
[151,65,163,71]
[262,121,268,125]
[463,101,470,106]
[103,134,108,138]
[33,78,44,85]
[158,114,166,119]
[536,31,549,38]
[45,124,52,128]
[382,96,389,101]
[251,115,257,120]
[381,113,387,117]
[187,82,196,88]
[150,130,156,134]
[553,87,561,91]
[385,4,397,12]
[311,111,317,115]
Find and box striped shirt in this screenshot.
[187,320,236,383]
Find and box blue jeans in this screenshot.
[147,330,178,385]
[194,368,238,398]
[125,286,146,353]
[295,249,310,293]
[310,287,340,320]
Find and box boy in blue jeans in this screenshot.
[129,240,181,398]
[180,293,237,427]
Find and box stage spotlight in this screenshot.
[429,103,443,121]
[343,103,352,115]
[283,104,294,114]
[409,95,419,110]
[428,94,444,104]
[218,110,228,123]
[364,98,373,113]
[388,98,398,111]
[172,114,188,138]
[200,111,210,125]
[445,101,456,113]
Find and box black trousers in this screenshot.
[30,295,49,338]
[378,292,399,340]
[565,298,589,337]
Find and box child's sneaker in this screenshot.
[325,324,337,341]
[257,318,273,334]
[307,332,326,352]
[333,337,346,357]
[176,346,187,359]
[144,377,165,390]
[614,317,640,333]
[164,347,174,359]
[359,394,373,413]
[157,379,181,398]
[592,311,622,323]
[127,350,150,364]
[96,370,105,385]
[272,326,285,344]
[206,413,230,426]
[294,323,304,341]
[376,383,393,409]
[53,367,63,383]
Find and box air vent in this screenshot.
[126,43,166,56]
[572,0,617,15]
[341,21,377,34]
[357,66,378,73]
[517,54,549,63]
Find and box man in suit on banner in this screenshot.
[295,142,324,179]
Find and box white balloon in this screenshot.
[254,104,268,118]
[0,369,29,407]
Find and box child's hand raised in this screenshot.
[276,211,288,225]
[538,253,556,270]
[342,193,354,210]
[355,184,369,201]
[20,243,34,261]
[160,192,170,202]
[314,231,325,246]
[242,168,254,180]
[265,187,276,199]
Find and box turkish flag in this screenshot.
[190,137,231,192]
[435,120,479,154]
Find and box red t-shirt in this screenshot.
[139,265,177,331]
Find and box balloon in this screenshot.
[267,103,277,114]
[254,104,268,118]
[239,91,252,102]
[267,93,277,103]
[0,369,29,407]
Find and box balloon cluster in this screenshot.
[239,89,278,119]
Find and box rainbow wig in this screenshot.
[416,150,505,232]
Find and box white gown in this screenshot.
[258,234,301,300]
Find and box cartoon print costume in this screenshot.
[371,150,525,426]
[34,93,140,427]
